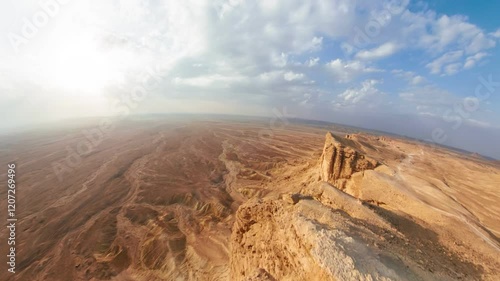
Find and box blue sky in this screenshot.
[0,0,499,158]
[426,1,500,30]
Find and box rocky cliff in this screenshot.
[228,132,496,281]
[229,183,441,281]
[320,132,378,189]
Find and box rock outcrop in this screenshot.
[320,132,378,188]
[228,131,495,281]
[229,182,440,281]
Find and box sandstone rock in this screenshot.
[320,132,378,187]
[244,268,276,281]
[229,182,437,281]
[282,193,301,205]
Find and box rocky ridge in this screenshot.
[229,132,497,281]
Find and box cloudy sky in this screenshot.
[1,0,500,158]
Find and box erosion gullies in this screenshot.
[2,122,500,281]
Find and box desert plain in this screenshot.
[0,116,499,281]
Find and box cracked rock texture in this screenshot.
[230,183,433,281]
[320,132,378,188]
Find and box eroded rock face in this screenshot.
[320,132,378,187]
[229,197,337,281]
[229,183,439,281]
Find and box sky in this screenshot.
[1,0,500,158]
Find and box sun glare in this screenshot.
[41,34,121,96]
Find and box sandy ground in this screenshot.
[0,117,498,280]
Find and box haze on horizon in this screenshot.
[1,0,500,159]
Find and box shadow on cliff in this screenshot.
[352,203,485,280]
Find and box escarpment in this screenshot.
[320,132,379,189]
[11,121,500,281]
[229,183,445,281]
[228,132,496,281]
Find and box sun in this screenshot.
[41,33,121,96]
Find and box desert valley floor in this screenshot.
[0,117,499,281]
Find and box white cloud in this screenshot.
[271,52,289,67]
[338,79,385,105]
[464,52,488,69]
[399,85,457,110]
[405,14,496,55]
[341,42,355,55]
[259,71,283,82]
[399,12,497,74]
[466,118,493,129]
[426,50,464,75]
[0,0,499,137]
[304,36,323,52]
[392,70,427,85]
[306,57,320,67]
[300,93,312,105]
[218,0,245,19]
[355,42,399,60]
[427,49,489,75]
[173,74,245,87]
[443,63,462,75]
[411,76,425,85]
[466,32,496,54]
[283,71,304,81]
[326,59,382,83]
[491,29,500,39]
